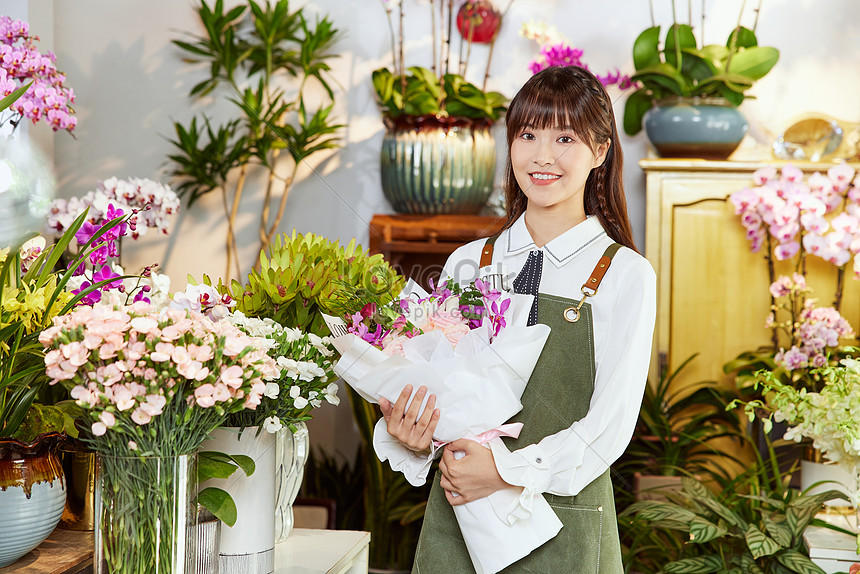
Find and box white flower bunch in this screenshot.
[48,176,179,239]
[742,357,860,504]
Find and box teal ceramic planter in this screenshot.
[644,98,748,160]
[0,433,67,567]
[380,115,496,214]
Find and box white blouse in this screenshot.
[373,214,656,522]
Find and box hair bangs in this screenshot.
[505,70,595,147]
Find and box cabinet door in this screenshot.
[649,167,860,394]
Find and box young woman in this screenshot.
[378,65,657,573]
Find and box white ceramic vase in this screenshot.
[202,427,276,574]
[275,422,310,542]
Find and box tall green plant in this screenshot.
[169,0,343,281]
[615,354,746,482]
[348,388,430,570]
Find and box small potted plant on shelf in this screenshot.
[372,0,511,215]
[623,0,780,159]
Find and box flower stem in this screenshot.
[834,266,846,311]
[399,1,406,98]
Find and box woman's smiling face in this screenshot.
[511,125,608,214]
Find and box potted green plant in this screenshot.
[372,0,511,215]
[614,355,746,503]
[0,211,129,566]
[622,0,780,159]
[622,435,845,573]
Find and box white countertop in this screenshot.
[274,529,371,574]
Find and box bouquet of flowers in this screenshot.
[40,300,278,574]
[324,278,556,574]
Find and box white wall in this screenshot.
[9,0,860,458]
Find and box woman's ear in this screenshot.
[592,139,611,169]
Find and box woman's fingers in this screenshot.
[390,384,413,422]
[378,397,392,421]
[403,385,427,425]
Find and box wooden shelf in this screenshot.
[369,213,505,290]
[0,528,92,574]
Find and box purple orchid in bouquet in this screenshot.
[342,278,512,356]
[0,16,76,133]
[519,20,632,88]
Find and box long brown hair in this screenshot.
[501,66,637,252]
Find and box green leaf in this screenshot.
[622,89,654,136]
[197,487,239,527]
[689,516,727,544]
[764,520,793,547]
[664,24,697,70]
[727,26,759,49]
[744,524,782,559]
[633,26,662,70]
[727,47,780,81]
[0,80,33,113]
[663,555,724,573]
[774,549,826,574]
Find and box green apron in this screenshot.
[412,240,623,574]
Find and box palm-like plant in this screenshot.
[169,0,343,281]
[617,355,746,482]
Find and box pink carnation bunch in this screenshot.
[730,163,860,274]
[0,16,76,133]
[40,301,278,455]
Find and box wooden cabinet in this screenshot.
[368,214,505,290]
[642,158,860,392]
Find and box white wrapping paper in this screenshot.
[323,289,562,574]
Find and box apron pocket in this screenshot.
[498,503,604,574]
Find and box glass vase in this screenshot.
[94,453,197,574]
[275,422,310,542]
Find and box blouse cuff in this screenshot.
[488,439,583,523]
[372,418,438,487]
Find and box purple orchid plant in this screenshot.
[67,203,155,306]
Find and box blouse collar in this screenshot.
[504,214,607,268]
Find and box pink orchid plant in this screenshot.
[731,163,860,274]
[0,16,76,133]
[39,301,278,456]
[345,278,511,357]
[730,163,860,391]
[48,177,179,240]
[767,273,855,372]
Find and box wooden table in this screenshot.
[274,529,370,574]
[0,529,92,574]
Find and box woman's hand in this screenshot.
[440,439,511,506]
[378,384,440,453]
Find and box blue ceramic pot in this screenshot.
[0,433,67,567]
[380,115,496,214]
[644,98,748,160]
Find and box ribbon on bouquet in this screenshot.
[433,422,524,469]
